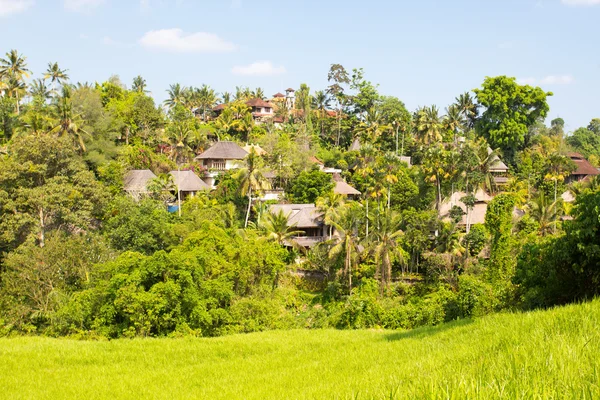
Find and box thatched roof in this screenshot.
[334,181,361,196]
[123,169,157,192]
[439,189,493,226]
[195,141,248,160]
[170,170,210,192]
[269,204,323,228]
[569,153,600,176]
[349,138,361,151]
[488,148,509,173]
[243,144,267,156]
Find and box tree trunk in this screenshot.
[346,240,352,293]
[244,188,253,228]
[39,207,45,248]
[16,91,20,115]
[365,199,369,239]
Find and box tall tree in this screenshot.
[132,75,148,93]
[44,62,69,95]
[236,149,271,227]
[369,209,406,295]
[474,76,552,164]
[329,203,363,292]
[0,49,31,114]
[327,64,350,146]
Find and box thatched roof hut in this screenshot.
[170,170,210,192]
[123,169,157,193]
[195,142,248,161]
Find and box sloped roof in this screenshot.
[246,98,273,108]
[123,169,157,192]
[488,148,509,173]
[439,189,493,224]
[269,204,323,228]
[243,144,267,156]
[286,88,295,92]
[310,156,324,166]
[334,181,361,196]
[349,138,361,151]
[195,141,248,160]
[273,92,285,98]
[170,170,210,192]
[568,153,600,176]
[213,103,227,111]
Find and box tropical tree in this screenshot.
[414,105,443,145]
[165,83,186,109]
[455,92,478,129]
[197,84,218,121]
[49,86,89,152]
[369,209,406,294]
[312,90,331,138]
[236,148,271,227]
[528,191,561,236]
[444,104,466,143]
[132,75,148,93]
[328,203,363,292]
[259,209,303,246]
[147,173,175,202]
[29,78,52,102]
[0,49,31,114]
[44,62,69,95]
[316,192,345,239]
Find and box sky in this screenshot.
[0,0,599,131]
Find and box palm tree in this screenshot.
[221,92,232,105]
[0,49,31,114]
[147,173,175,202]
[528,191,561,236]
[236,148,271,227]
[48,86,89,153]
[329,203,363,292]
[455,92,478,129]
[29,79,51,102]
[44,62,69,96]
[252,87,265,100]
[356,107,390,147]
[132,75,148,93]
[312,90,331,138]
[369,209,406,294]
[414,105,442,145]
[165,83,186,109]
[444,104,466,143]
[259,209,304,246]
[197,84,217,121]
[316,192,345,239]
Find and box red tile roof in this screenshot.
[273,93,285,98]
[213,103,227,111]
[246,98,273,108]
[286,88,295,92]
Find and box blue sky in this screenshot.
[0,0,598,131]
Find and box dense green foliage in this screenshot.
[2,299,600,399]
[1,49,599,340]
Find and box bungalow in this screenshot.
[269,204,328,248]
[123,169,157,199]
[332,173,361,200]
[169,170,211,199]
[566,153,599,183]
[212,99,275,122]
[439,188,493,227]
[490,148,509,186]
[195,141,248,187]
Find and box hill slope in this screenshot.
[1,300,599,399]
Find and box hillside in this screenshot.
[1,299,599,399]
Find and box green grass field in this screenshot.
[1,300,599,399]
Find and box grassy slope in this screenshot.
[1,300,599,400]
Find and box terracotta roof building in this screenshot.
[567,153,599,183]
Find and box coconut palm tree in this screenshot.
[44,62,69,96]
[236,148,271,227]
[414,105,443,145]
[328,203,363,292]
[252,87,265,100]
[316,192,345,239]
[221,92,231,104]
[312,90,331,138]
[197,84,217,121]
[528,191,561,236]
[259,209,304,246]
[48,86,89,153]
[164,83,186,109]
[455,92,478,129]
[369,209,406,294]
[0,49,31,114]
[29,79,52,102]
[444,104,466,143]
[132,75,148,93]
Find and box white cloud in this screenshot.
[139,28,237,53]
[64,0,105,12]
[561,0,600,5]
[0,0,34,17]
[518,75,575,85]
[231,61,286,76]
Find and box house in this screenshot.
[331,173,361,200]
[269,204,328,248]
[195,141,248,187]
[566,153,599,183]
[439,189,493,226]
[490,148,509,186]
[285,88,295,110]
[123,169,157,199]
[169,170,211,199]
[246,98,274,119]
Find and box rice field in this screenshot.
[1,300,599,399]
